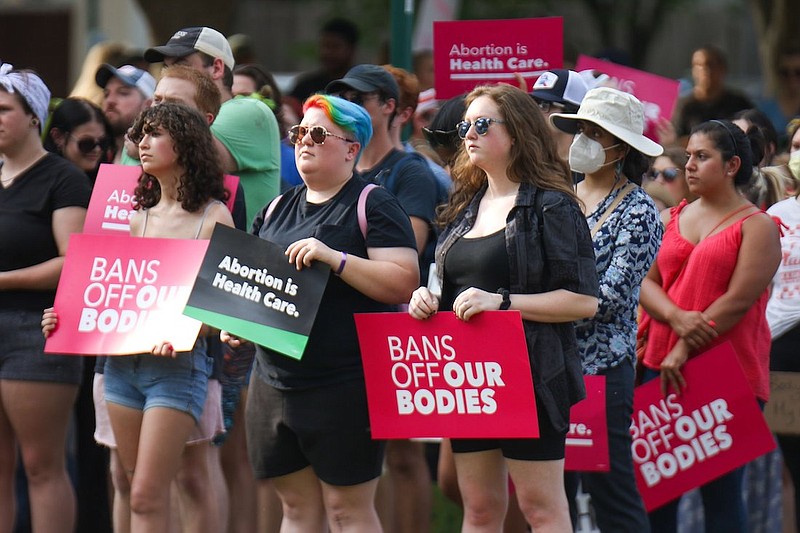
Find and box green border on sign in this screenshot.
[184,305,308,360]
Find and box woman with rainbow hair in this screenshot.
[223,94,419,530]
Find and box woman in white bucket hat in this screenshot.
[551,87,663,532]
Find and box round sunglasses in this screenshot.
[456,117,505,139]
[647,167,682,182]
[72,136,110,155]
[288,125,355,145]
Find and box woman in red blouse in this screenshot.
[639,119,781,532]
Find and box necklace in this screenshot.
[582,173,622,217]
[0,152,47,188]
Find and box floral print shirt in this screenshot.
[574,184,662,374]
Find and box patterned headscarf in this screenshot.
[0,63,51,133]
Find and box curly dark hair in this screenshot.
[438,84,573,226]
[128,102,228,212]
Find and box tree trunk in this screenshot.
[749,0,800,97]
[135,0,238,45]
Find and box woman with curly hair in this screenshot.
[408,84,599,532]
[44,102,233,533]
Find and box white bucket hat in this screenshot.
[550,87,663,157]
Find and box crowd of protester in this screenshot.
[2,19,800,533]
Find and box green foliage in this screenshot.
[431,484,463,532]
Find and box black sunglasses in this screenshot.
[335,91,381,107]
[422,127,458,148]
[648,168,681,182]
[288,125,355,145]
[456,117,505,139]
[73,136,110,155]
[779,68,800,79]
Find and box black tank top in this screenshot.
[440,228,510,311]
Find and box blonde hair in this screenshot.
[70,41,138,106]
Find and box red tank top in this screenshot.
[643,200,771,401]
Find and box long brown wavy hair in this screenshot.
[128,102,228,212]
[438,84,574,226]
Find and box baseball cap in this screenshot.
[95,64,156,99]
[530,69,588,113]
[325,64,399,102]
[144,27,235,70]
[416,88,439,116]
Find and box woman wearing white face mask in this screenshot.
[550,87,663,532]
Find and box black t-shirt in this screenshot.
[673,89,754,137]
[0,153,91,311]
[360,149,438,284]
[440,229,509,311]
[250,175,416,389]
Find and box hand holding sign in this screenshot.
[409,287,440,320]
[285,237,340,272]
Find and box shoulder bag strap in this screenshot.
[590,181,636,238]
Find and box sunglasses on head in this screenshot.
[73,136,109,155]
[456,117,505,139]
[288,125,355,145]
[648,167,681,182]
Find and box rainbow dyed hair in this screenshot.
[303,94,372,162]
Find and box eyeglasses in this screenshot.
[287,125,355,145]
[422,127,458,148]
[456,117,505,139]
[647,167,682,182]
[533,98,566,114]
[335,91,381,107]
[72,136,110,155]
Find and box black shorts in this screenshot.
[246,372,385,486]
[0,309,83,385]
[450,398,566,460]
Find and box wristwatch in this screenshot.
[497,288,511,310]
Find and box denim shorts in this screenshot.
[95,372,222,446]
[103,338,212,423]
[0,309,83,384]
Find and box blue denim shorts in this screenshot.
[0,309,83,384]
[104,338,212,423]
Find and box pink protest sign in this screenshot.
[565,375,609,472]
[355,311,537,439]
[84,164,240,235]
[575,55,680,141]
[433,17,563,99]
[631,342,775,511]
[45,233,209,355]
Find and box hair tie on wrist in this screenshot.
[335,252,347,276]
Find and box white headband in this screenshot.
[0,63,51,133]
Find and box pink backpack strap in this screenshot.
[357,184,378,240]
[265,194,282,221]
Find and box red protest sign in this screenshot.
[433,18,563,99]
[45,233,209,355]
[631,342,775,511]
[355,311,537,439]
[84,164,240,235]
[565,375,609,472]
[575,55,680,142]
